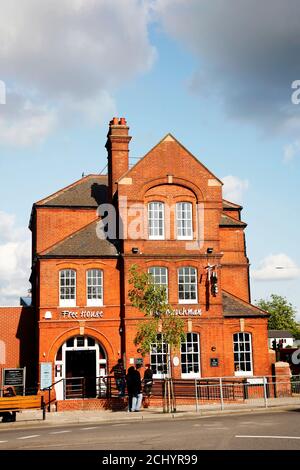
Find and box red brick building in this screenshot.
[1,117,271,398]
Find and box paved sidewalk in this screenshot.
[1,403,300,430]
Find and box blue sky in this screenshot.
[0,0,299,318]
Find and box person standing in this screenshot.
[126,364,142,412]
[110,359,126,397]
[143,364,153,408]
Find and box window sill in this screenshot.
[86,302,104,307]
[234,371,253,377]
[59,301,77,308]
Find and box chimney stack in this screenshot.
[106,117,131,201]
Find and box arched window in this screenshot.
[233,332,253,376]
[59,269,76,307]
[148,202,165,239]
[150,334,170,378]
[178,267,198,304]
[176,202,193,239]
[181,333,201,378]
[86,269,103,306]
[148,267,168,301]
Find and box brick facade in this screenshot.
[0,307,37,387]
[0,117,272,399]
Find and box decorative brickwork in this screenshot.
[0,118,273,404]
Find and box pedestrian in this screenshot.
[110,359,126,397]
[0,386,16,422]
[126,364,143,412]
[143,364,153,408]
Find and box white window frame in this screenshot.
[233,332,253,377]
[86,269,103,307]
[150,334,170,378]
[148,201,165,240]
[148,267,168,302]
[176,202,193,240]
[181,333,201,379]
[178,267,198,304]
[54,335,107,401]
[59,269,76,307]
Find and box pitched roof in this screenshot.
[268,330,294,338]
[40,220,119,257]
[222,199,242,210]
[220,213,247,227]
[222,291,268,317]
[36,175,108,207]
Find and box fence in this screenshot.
[40,374,300,413]
[194,375,300,412]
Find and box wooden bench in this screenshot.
[0,395,46,421]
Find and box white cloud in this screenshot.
[283,140,300,163]
[155,0,300,133]
[59,90,116,128]
[0,98,57,147]
[222,175,249,204]
[0,0,155,145]
[0,211,31,305]
[251,254,300,281]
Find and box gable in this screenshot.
[118,134,223,202]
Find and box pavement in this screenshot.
[1,402,300,430]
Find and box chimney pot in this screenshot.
[119,117,126,125]
[112,117,119,125]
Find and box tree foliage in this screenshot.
[128,264,185,356]
[256,294,300,338]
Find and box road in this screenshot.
[0,410,299,451]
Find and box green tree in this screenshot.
[128,264,185,357]
[256,294,300,339]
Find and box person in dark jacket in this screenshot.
[143,364,153,397]
[126,365,142,412]
[110,359,126,397]
[0,386,16,422]
[143,364,153,408]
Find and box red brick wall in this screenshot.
[124,317,271,378]
[220,227,249,301]
[223,209,241,220]
[31,124,270,389]
[37,257,122,378]
[0,307,37,386]
[38,258,120,309]
[36,207,97,254]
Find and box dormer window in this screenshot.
[148,202,165,240]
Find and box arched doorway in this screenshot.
[54,335,107,400]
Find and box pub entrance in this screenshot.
[66,350,96,398]
[54,335,107,400]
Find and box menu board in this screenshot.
[3,368,25,388]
